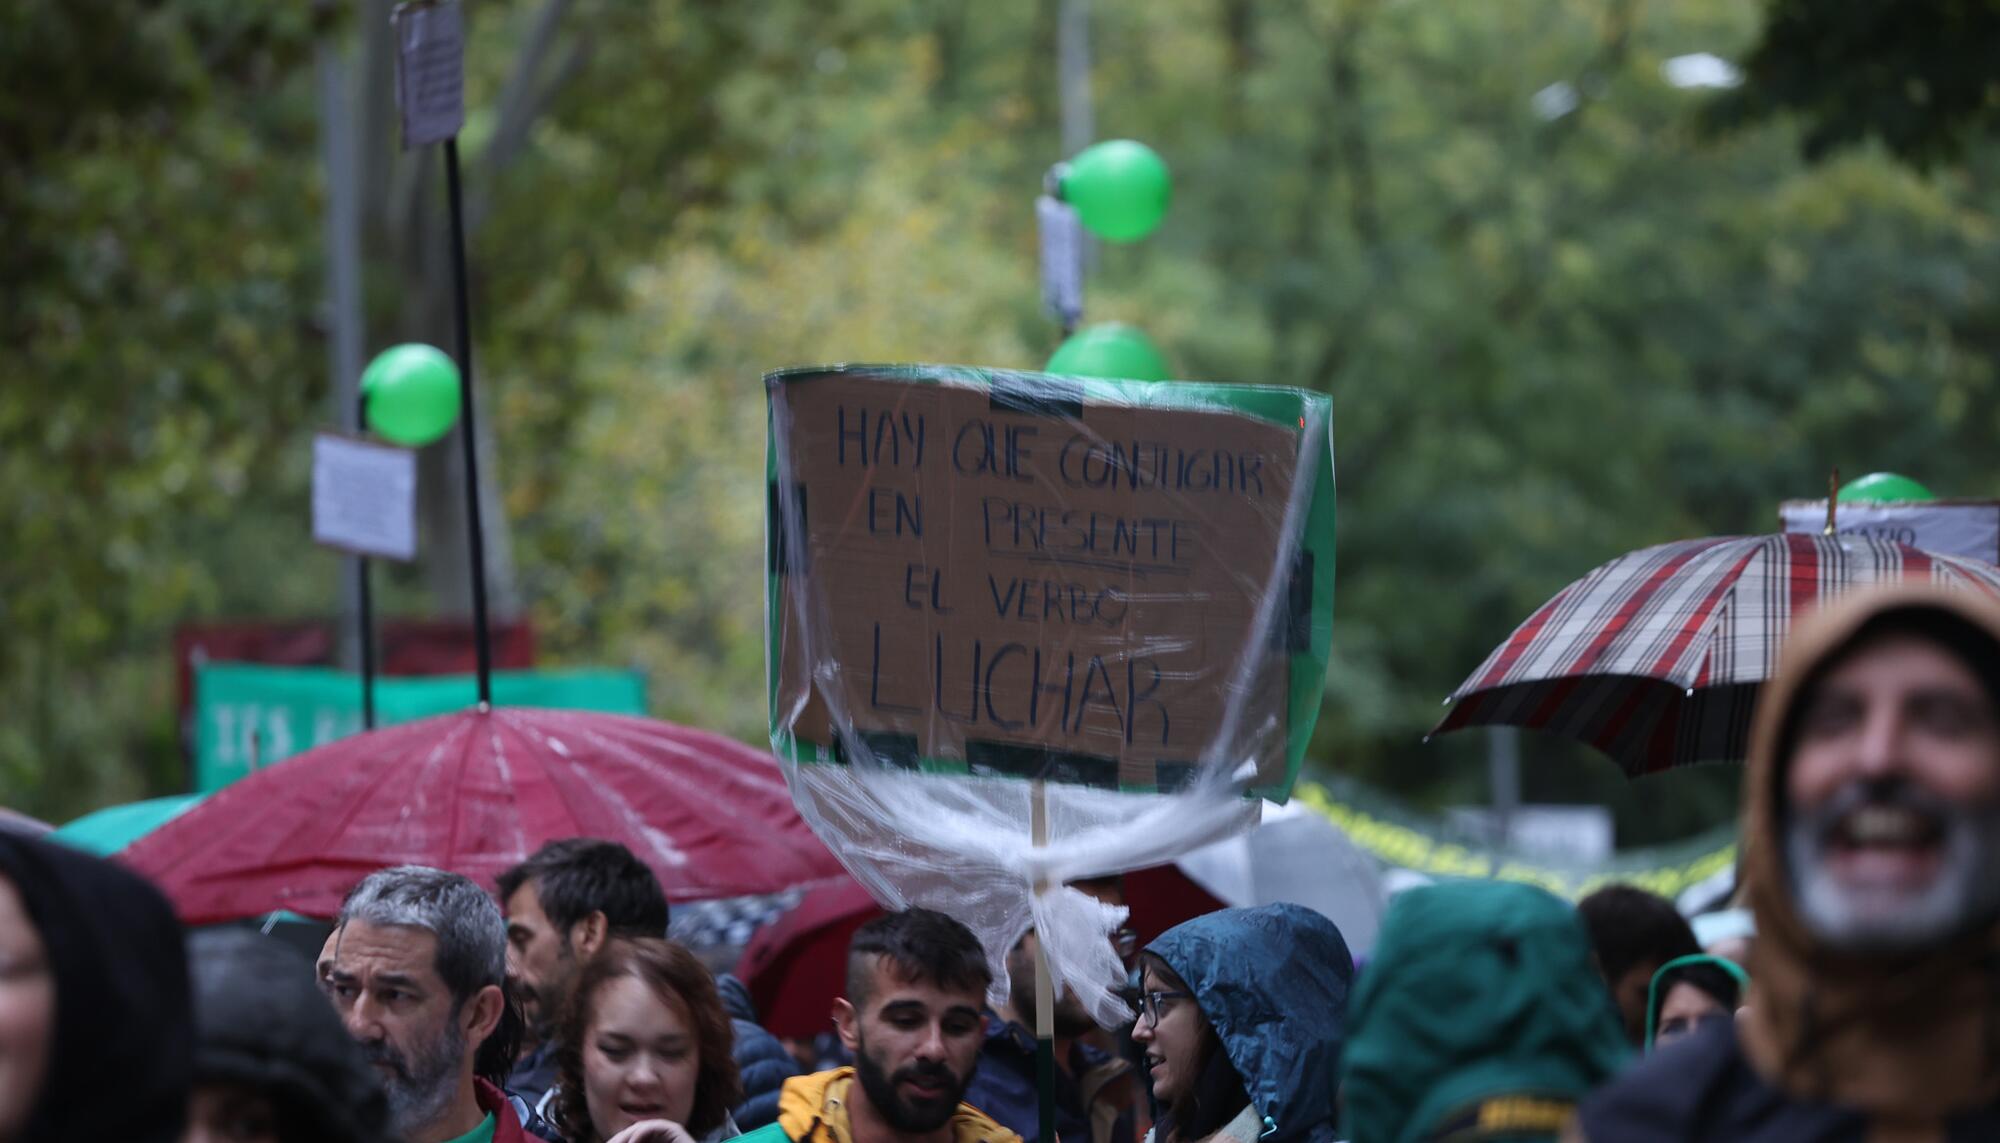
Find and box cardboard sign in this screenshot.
[312,434,418,561]
[393,0,466,149]
[1779,500,2000,563]
[770,367,1327,794]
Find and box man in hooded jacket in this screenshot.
[1575,584,2000,1141]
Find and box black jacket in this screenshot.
[0,834,193,1142]
[1577,1019,2000,1142]
[718,973,800,1130]
[188,928,393,1143]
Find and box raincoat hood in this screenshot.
[0,834,192,1142]
[1737,583,2000,1119]
[1145,903,1353,1143]
[188,928,393,1143]
[1339,881,1627,1143]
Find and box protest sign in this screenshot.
[765,363,1336,1025]
[312,433,418,561]
[768,365,1335,800]
[1779,499,2000,563]
[193,663,646,791]
[392,0,466,149]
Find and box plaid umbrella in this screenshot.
[1431,533,2000,777]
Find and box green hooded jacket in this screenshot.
[1340,881,1629,1143]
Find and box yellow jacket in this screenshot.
[770,1067,1023,1143]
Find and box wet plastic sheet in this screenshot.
[766,364,1335,1023]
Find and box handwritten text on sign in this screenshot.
[774,372,1300,789]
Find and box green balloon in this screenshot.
[1839,472,1935,503]
[1060,140,1171,243]
[1045,323,1171,381]
[362,344,462,447]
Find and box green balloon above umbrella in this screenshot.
[1839,472,1935,503]
[1045,322,1171,381]
[1060,140,1172,243]
[362,344,462,447]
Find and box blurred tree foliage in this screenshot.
[1710,0,2000,165]
[7,0,2000,848]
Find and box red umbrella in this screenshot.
[738,865,1225,1038]
[122,708,846,925]
[1432,533,2000,776]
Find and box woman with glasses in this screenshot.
[1130,903,1353,1143]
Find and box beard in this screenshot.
[1787,777,2000,954]
[360,1015,466,1133]
[853,1031,972,1134]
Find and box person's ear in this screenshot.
[570,911,610,959]
[466,983,506,1045]
[833,998,861,1053]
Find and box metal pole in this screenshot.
[316,15,373,718]
[1031,781,1057,1143]
[1488,726,1520,858]
[1058,0,1094,160]
[356,391,377,730]
[442,136,494,706]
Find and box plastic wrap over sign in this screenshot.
[765,364,1336,1024]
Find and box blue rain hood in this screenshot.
[1146,903,1353,1143]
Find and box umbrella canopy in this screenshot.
[1432,532,2000,776]
[50,795,204,855]
[0,807,52,839]
[121,707,846,925]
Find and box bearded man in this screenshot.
[748,909,1022,1143]
[1576,586,2000,1141]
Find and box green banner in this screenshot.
[193,663,648,792]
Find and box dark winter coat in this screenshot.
[719,972,803,1130]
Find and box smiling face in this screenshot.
[835,956,985,1134]
[1129,962,1204,1111]
[581,973,699,1140]
[0,874,52,1143]
[1785,632,2000,952]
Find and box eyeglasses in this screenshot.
[1137,988,1191,1028]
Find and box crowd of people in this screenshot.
[6,583,2000,1142]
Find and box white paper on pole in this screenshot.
[1037,194,1084,326]
[1778,500,2000,564]
[312,434,419,562]
[392,0,466,150]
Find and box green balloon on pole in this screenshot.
[1839,472,1935,503]
[1060,140,1171,243]
[1045,323,1170,381]
[362,344,462,447]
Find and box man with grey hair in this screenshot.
[1576,586,2000,1140]
[324,865,541,1143]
